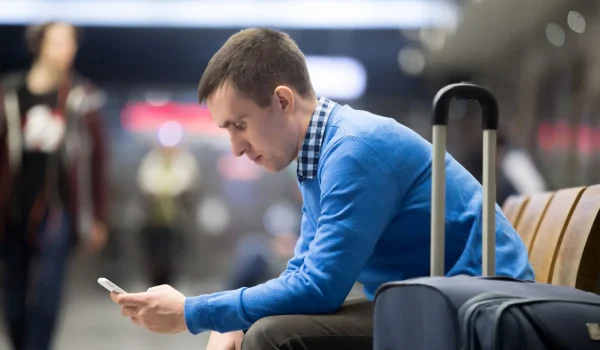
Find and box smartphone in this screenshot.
[97,277,127,294]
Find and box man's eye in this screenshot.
[233,122,245,130]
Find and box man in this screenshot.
[0,21,108,350]
[111,28,534,350]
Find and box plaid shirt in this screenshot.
[297,96,336,182]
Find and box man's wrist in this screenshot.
[184,294,213,335]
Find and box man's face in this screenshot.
[207,82,299,173]
[39,23,77,72]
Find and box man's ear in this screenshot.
[273,86,295,113]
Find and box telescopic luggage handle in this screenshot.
[430,82,499,278]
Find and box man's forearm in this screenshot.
[184,270,349,335]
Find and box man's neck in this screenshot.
[26,62,67,95]
[296,96,319,152]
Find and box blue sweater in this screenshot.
[184,104,534,334]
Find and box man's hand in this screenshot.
[86,221,108,254]
[111,285,188,334]
[207,331,244,350]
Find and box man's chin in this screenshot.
[260,157,294,173]
[263,162,286,174]
[263,165,279,173]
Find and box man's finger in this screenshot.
[114,292,149,307]
[110,292,120,303]
[147,285,167,292]
[121,306,139,317]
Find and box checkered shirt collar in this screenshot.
[297,96,336,182]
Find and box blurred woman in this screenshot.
[0,22,108,350]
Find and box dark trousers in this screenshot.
[141,225,177,286]
[242,298,373,350]
[1,211,71,350]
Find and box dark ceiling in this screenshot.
[0,25,431,97]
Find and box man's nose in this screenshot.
[230,134,248,157]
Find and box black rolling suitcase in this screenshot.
[373,82,600,350]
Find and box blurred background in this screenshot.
[0,0,599,349]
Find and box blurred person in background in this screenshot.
[137,140,200,286]
[0,21,108,350]
[226,200,300,291]
[464,132,547,205]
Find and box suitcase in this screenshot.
[373,82,600,350]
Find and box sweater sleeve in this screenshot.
[184,136,400,334]
[279,204,314,277]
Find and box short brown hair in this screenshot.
[25,21,79,57]
[198,28,314,108]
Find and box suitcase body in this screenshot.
[373,83,600,350]
[375,276,600,349]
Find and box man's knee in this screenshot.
[242,315,297,350]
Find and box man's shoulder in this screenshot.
[327,104,420,146]
[324,105,426,161]
[314,126,404,200]
[319,103,434,186]
[329,104,397,130]
[317,132,397,184]
[320,133,372,163]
